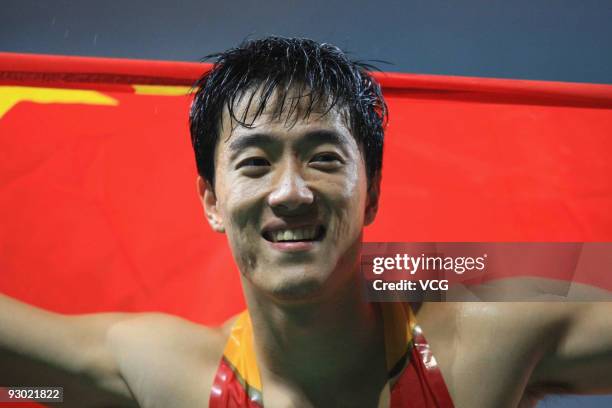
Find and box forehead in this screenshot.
[217,86,356,152]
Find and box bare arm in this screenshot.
[0,293,136,402]
[530,302,612,394]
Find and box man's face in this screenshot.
[199,91,378,302]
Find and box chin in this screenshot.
[271,281,324,303]
[258,267,332,303]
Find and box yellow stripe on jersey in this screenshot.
[222,311,263,392]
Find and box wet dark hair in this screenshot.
[189,36,387,190]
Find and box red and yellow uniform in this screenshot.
[210,303,454,408]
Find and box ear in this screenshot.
[364,175,380,226]
[197,176,225,233]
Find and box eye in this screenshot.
[236,156,270,177]
[236,157,270,168]
[309,153,344,170]
[312,153,340,162]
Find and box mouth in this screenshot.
[262,225,326,243]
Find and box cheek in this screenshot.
[225,199,265,245]
[217,163,265,226]
[221,187,267,274]
[325,163,368,241]
[214,157,268,275]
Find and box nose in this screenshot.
[267,161,314,212]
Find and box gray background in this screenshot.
[2,1,611,407]
[2,0,611,83]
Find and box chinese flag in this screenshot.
[1,52,611,326]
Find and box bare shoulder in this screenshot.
[107,313,235,408]
[415,303,584,407]
[418,302,577,336]
[108,312,227,355]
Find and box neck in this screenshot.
[243,271,387,405]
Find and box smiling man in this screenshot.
[190,48,391,405]
[1,37,612,408]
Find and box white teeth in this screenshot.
[270,227,318,242]
[294,229,304,240]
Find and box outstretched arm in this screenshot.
[530,302,612,394]
[0,293,137,405]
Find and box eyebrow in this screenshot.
[228,133,278,160]
[294,130,347,152]
[227,129,349,161]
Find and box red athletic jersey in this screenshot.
[209,303,455,408]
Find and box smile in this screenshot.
[262,226,326,243]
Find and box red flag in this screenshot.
[1,52,611,325]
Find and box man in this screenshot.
[1,37,612,408]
